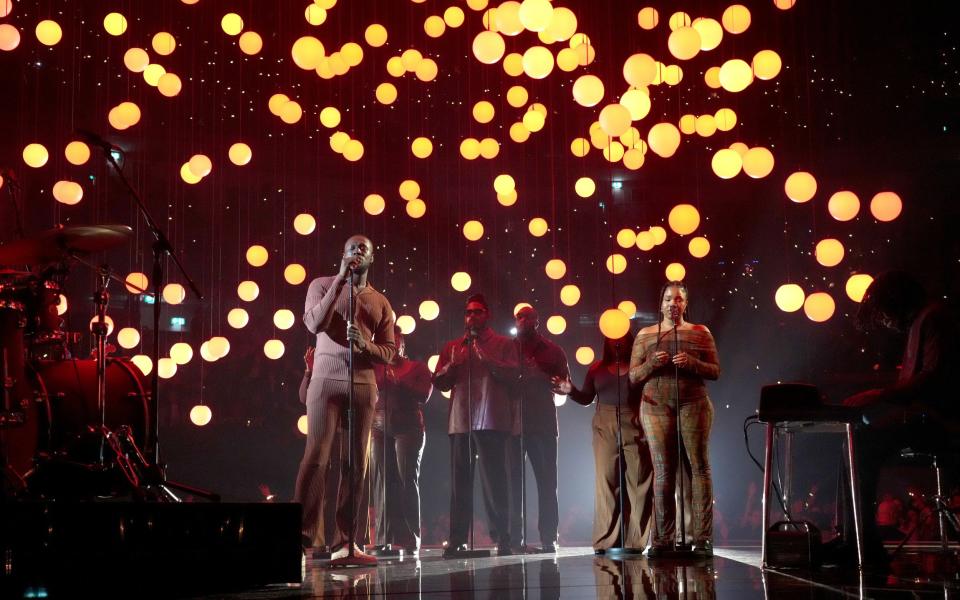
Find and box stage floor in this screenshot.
[183,545,958,599]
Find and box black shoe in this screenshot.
[443,543,468,558]
[497,542,513,556]
[645,545,672,559]
[693,541,713,558]
[594,548,606,555]
[540,541,559,553]
[403,546,420,558]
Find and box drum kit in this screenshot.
[0,224,156,500]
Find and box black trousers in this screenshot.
[371,426,425,549]
[449,430,510,547]
[507,432,559,545]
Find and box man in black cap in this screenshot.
[433,293,519,556]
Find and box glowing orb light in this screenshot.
[775,283,805,313]
[463,220,485,241]
[545,259,567,280]
[572,75,604,107]
[721,4,751,34]
[246,245,269,267]
[406,199,426,218]
[846,274,874,302]
[528,217,548,237]
[157,358,177,379]
[560,284,581,306]
[117,328,141,349]
[190,405,212,426]
[170,342,194,365]
[221,13,244,36]
[125,272,148,294]
[828,191,861,222]
[648,123,681,158]
[35,20,63,46]
[103,13,128,36]
[606,254,628,275]
[237,280,260,302]
[688,237,711,258]
[396,315,417,335]
[668,204,700,235]
[284,263,307,285]
[209,336,231,358]
[546,315,567,335]
[742,147,775,178]
[575,177,596,198]
[870,192,902,222]
[264,339,285,359]
[719,58,753,92]
[131,355,153,376]
[616,229,637,249]
[52,181,83,205]
[23,143,49,168]
[753,49,782,80]
[711,148,743,179]
[451,271,472,292]
[784,171,817,203]
[637,7,659,30]
[814,238,845,267]
[599,309,630,339]
[419,300,440,321]
[472,30,506,64]
[804,292,835,322]
[364,193,386,215]
[399,180,421,201]
[665,262,686,281]
[227,308,250,328]
[162,283,186,305]
[228,142,252,166]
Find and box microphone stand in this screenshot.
[606,340,644,557]
[518,337,528,554]
[673,320,689,553]
[94,141,218,502]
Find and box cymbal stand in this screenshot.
[91,267,110,466]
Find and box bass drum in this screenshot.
[3,359,150,491]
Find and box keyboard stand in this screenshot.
[760,420,864,569]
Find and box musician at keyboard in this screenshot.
[839,270,959,565]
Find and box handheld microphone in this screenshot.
[669,305,681,323]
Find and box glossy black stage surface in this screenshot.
[10,545,950,599]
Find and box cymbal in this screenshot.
[0,224,133,266]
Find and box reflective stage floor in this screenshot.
[193,545,958,599]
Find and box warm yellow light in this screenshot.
[419,300,440,321]
[188,153,212,177]
[503,52,525,76]
[695,114,717,137]
[828,191,860,222]
[406,199,426,218]
[103,12,128,36]
[284,263,307,285]
[647,122,681,158]
[157,72,182,97]
[228,142,252,166]
[618,300,638,317]
[637,7,659,30]
[719,58,753,92]
[742,147,775,178]
[273,309,295,330]
[804,292,835,323]
[497,190,518,206]
[599,309,630,339]
[721,4,751,34]
[162,283,186,305]
[784,171,817,203]
[544,259,566,279]
[711,148,743,179]
[463,220,485,241]
[846,274,874,303]
[668,11,691,31]
[451,272,472,292]
[109,101,142,130]
[729,142,750,156]
[199,343,218,363]
[123,48,150,72]
[753,49,782,80]
[635,231,655,251]
[246,245,269,267]
[522,110,546,132]
[117,328,141,349]
[291,36,324,70]
[543,6,576,42]
[414,57,439,82]
[714,108,737,131]
[545,315,567,335]
[131,355,153,376]
[170,342,194,365]
[151,31,176,55]
[264,339,285,360]
[472,30,506,64]
[668,26,701,60]
[479,138,500,159]
[599,104,632,137]
[688,236,711,258]
[560,285,581,306]
[209,336,231,359]
[396,315,417,335]
[620,89,651,121]
[506,86,529,109]
[220,12,244,36]
[363,194,387,216]
[528,217,548,237]
[365,24,388,47]
[814,238,844,267]
[396,180,419,201]
[460,138,481,160]
[157,357,177,379]
[623,149,645,170]
[424,15,446,38]
[279,100,304,124]
[473,100,495,124]
[572,75,604,107]
[190,405,212,426]
[606,254,627,275]
[573,176,596,198]
[375,82,398,105]
[570,138,590,158]
[668,204,700,235]
[493,174,516,194]
[444,6,466,27]
[305,4,327,26]
[616,229,637,249]
[22,143,49,168]
[704,66,722,89]
[317,107,340,129]
[35,20,63,46]
[556,47,579,71]
[237,280,260,302]
[386,56,405,77]
[125,272,149,294]
[142,64,166,87]
[775,284,806,313]
[227,307,249,329]
[268,93,290,116]
[52,181,83,205]
[521,45,554,79]
[238,31,263,55]
[650,226,667,245]
[870,192,902,222]
[411,137,433,159]
[692,17,723,51]
[342,139,364,162]
[510,122,531,143]
[664,262,686,281]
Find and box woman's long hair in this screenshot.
[600,330,635,365]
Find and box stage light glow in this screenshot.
[546,315,567,335]
[575,177,596,198]
[125,272,148,294]
[460,138,481,160]
[0,23,20,51]
[158,358,177,379]
[463,220,484,241]
[742,147,775,178]
[870,192,902,222]
[227,308,250,329]
[669,11,691,30]
[785,171,817,203]
[365,24,388,47]
[665,262,686,281]
[575,347,595,366]
[650,226,667,245]
[264,339,285,359]
[599,309,630,339]
[618,300,637,317]
[493,174,516,194]
[692,17,723,50]
[399,180,421,201]
[543,6,576,41]
[117,328,141,349]
[636,231,655,251]
[620,89,651,121]
[406,199,426,218]
[284,264,306,285]
[775,283,805,313]
[375,82,397,104]
[157,72,182,97]
[668,26,701,60]
[804,292,835,322]
[528,217,548,237]
[427,354,440,372]
[36,20,63,46]
[545,259,566,280]
[52,180,83,205]
[123,48,149,72]
[599,104,632,137]
[668,204,700,235]
[170,342,194,365]
[209,336,231,359]
[695,115,717,137]
[637,7,659,30]
[444,6,466,27]
[152,32,176,55]
[479,138,500,159]
[522,110,545,132]
[103,13,128,36]
[274,309,295,330]
[451,272,472,292]
[187,153,212,177]
[189,405,212,426]
[572,75,604,107]
[606,254,627,275]
[297,415,308,435]
[719,58,753,92]
[721,4,751,34]
[711,148,743,179]
[131,355,153,376]
[814,238,845,267]
[497,190,518,206]
[472,30,505,64]
[237,280,260,302]
[616,229,637,248]
[221,13,244,36]
[419,300,440,321]
[704,66,722,89]
[239,31,263,55]
[162,283,186,305]
[415,58,438,81]
[246,245,269,267]
[828,191,860,222]
[846,274,874,302]
[688,236,711,258]
[753,50,782,80]
[560,285,581,306]
[648,123,681,157]
[522,45,554,78]
[228,142,252,166]
[411,137,433,158]
[23,143,49,168]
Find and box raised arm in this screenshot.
[557,366,598,406]
[303,275,347,334]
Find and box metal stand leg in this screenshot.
[845,424,864,569]
[761,424,774,568]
